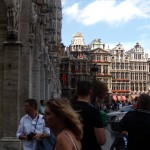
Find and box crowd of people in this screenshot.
[99,97,136,114]
[16,81,150,150]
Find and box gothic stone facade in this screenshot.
[0,0,63,149]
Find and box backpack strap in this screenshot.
[64,132,78,150]
[33,115,39,133]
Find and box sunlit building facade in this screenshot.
[109,43,130,101]
[61,33,150,100]
[126,43,149,99]
[89,39,112,94]
[60,33,90,98]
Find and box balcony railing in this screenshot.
[90,60,109,63]
[112,90,130,93]
[112,79,130,82]
[97,73,111,77]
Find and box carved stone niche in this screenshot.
[4,0,14,7]
[38,14,46,24]
[34,0,43,5]
[28,33,35,42]
[7,30,18,41]
[41,4,48,13]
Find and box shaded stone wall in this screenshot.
[0,0,7,139]
[0,0,63,149]
[3,42,22,138]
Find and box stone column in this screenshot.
[40,64,45,100]
[30,43,40,100]
[45,70,48,100]
[0,0,7,138]
[0,41,22,150]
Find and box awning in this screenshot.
[117,96,121,101]
[122,96,126,101]
[113,95,117,101]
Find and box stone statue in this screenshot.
[30,2,38,35]
[7,6,19,40]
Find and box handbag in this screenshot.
[36,132,56,150]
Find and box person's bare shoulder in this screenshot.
[57,132,68,141]
[55,132,72,150]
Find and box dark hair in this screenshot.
[137,93,150,110]
[40,100,45,105]
[77,81,92,96]
[134,96,138,102]
[25,99,38,110]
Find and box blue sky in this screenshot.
[61,0,150,56]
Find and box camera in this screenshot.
[27,132,36,141]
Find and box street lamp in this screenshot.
[91,64,99,108]
[91,64,99,81]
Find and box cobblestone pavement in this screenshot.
[102,124,116,150]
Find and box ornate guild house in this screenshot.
[61,33,150,101]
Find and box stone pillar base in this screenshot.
[0,137,22,150]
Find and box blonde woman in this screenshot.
[43,98,83,150]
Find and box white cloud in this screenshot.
[62,0,69,7]
[64,3,80,18]
[62,0,66,6]
[63,0,150,26]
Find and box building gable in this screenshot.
[90,48,110,55]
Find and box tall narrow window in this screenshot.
[103,65,108,74]
[112,63,115,69]
[135,83,138,91]
[112,72,115,79]
[131,83,134,91]
[104,55,107,61]
[135,73,138,80]
[116,63,119,69]
[121,72,124,79]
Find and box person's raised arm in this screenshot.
[95,127,106,146]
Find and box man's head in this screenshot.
[132,96,138,109]
[24,99,38,115]
[77,81,92,97]
[137,93,150,110]
[40,99,45,105]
